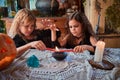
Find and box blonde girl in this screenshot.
[9,8,59,57]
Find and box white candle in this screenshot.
[94,41,105,62]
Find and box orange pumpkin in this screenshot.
[0,33,17,70]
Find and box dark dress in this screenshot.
[65,35,91,48]
[13,29,60,48]
[65,35,95,54]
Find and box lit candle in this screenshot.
[52,46,67,61]
[94,41,105,62]
[55,46,60,52]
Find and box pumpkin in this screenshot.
[0,33,17,70]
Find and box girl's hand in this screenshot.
[49,24,59,42]
[30,40,46,50]
[40,19,59,31]
[49,23,59,31]
[59,34,69,47]
[73,45,88,53]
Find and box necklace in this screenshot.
[74,35,83,40]
[22,36,36,44]
[74,35,83,45]
[22,37,29,43]
[75,36,82,39]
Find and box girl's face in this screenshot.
[68,19,82,37]
[19,20,35,37]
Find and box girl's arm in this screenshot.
[49,24,61,47]
[73,45,95,53]
[86,36,97,52]
[90,36,98,47]
[74,36,97,53]
[16,40,46,58]
[49,24,59,42]
[58,34,69,47]
[51,29,57,42]
[16,43,31,57]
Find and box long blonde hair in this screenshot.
[8,8,36,38]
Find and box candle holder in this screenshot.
[88,59,115,70]
[52,51,68,61]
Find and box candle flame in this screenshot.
[55,46,60,51]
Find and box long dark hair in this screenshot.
[66,11,96,46]
[68,11,95,36]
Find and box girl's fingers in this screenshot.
[74,46,83,53]
[32,41,46,50]
[38,41,46,50]
[36,43,43,50]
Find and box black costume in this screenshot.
[65,35,95,54]
[66,35,92,48]
[13,29,60,48]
